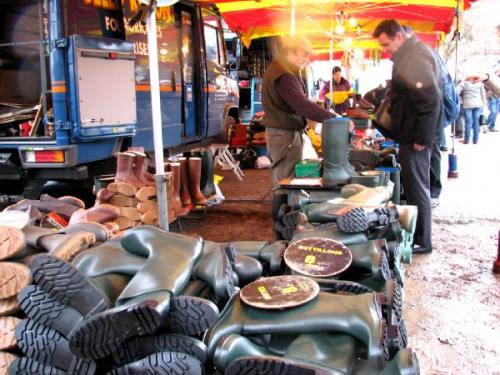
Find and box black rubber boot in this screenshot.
[106,352,203,375]
[199,147,217,197]
[18,284,85,337]
[8,356,66,375]
[111,333,207,367]
[204,292,387,364]
[15,319,96,374]
[228,240,286,276]
[213,334,273,371]
[234,255,263,286]
[337,207,399,234]
[30,255,110,317]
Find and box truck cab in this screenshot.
[0,0,239,200]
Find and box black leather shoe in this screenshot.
[412,245,432,255]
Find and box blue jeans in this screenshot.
[488,96,498,129]
[464,107,482,143]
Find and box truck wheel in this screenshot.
[22,178,45,200]
[223,116,237,143]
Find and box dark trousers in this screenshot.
[429,142,442,199]
[399,144,432,248]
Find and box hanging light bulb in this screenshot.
[349,16,357,27]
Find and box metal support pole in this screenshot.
[146,3,169,230]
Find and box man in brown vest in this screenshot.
[261,35,338,221]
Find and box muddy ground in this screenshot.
[179,131,500,375]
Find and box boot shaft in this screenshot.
[322,118,352,187]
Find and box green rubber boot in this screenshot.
[203,292,387,364]
[322,118,352,187]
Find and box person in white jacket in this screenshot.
[456,78,487,144]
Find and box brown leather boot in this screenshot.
[129,151,155,186]
[178,157,192,206]
[188,157,208,205]
[96,188,114,204]
[169,162,190,216]
[115,152,144,188]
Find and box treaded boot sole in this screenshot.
[375,251,391,283]
[0,295,19,317]
[8,357,66,375]
[164,296,219,336]
[0,316,20,350]
[0,226,26,261]
[30,255,110,316]
[69,302,163,360]
[107,352,203,375]
[15,319,95,374]
[18,284,84,337]
[224,355,331,375]
[0,351,17,373]
[0,262,31,299]
[336,207,370,233]
[112,333,207,366]
[49,232,96,263]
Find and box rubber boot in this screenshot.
[322,118,352,187]
[6,196,81,219]
[130,151,155,186]
[203,292,387,364]
[213,334,273,371]
[15,319,96,374]
[69,204,121,225]
[342,186,392,206]
[178,157,192,205]
[114,152,145,188]
[169,162,190,216]
[193,243,237,304]
[107,352,203,375]
[188,157,208,205]
[228,241,286,275]
[111,333,207,367]
[292,224,368,245]
[337,206,399,234]
[196,148,216,197]
[0,225,26,260]
[234,255,263,286]
[353,347,419,375]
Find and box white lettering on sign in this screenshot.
[105,16,122,32]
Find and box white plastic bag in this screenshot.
[302,132,318,160]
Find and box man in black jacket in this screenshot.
[373,20,443,254]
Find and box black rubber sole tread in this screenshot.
[112,333,207,366]
[107,352,203,375]
[164,296,219,336]
[69,302,162,360]
[8,357,66,375]
[313,278,374,295]
[337,208,370,233]
[14,318,95,372]
[18,284,83,337]
[376,251,391,283]
[30,255,109,316]
[224,356,322,375]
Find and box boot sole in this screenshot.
[15,319,95,374]
[111,333,207,366]
[119,207,142,221]
[8,357,66,375]
[18,285,83,337]
[69,302,163,359]
[0,316,20,350]
[0,226,26,261]
[0,295,19,317]
[107,352,203,375]
[135,186,156,202]
[49,232,96,263]
[0,262,31,299]
[109,195,136,207]
[136,200,158,214]
[225,355,331,375]
[164,296,219,336]
[114,217,137,231]
[107,182,137,197]
[30,255,110,316]
[0,351,17,373]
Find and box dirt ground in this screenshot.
[179,130,500,375]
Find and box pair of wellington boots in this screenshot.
[189,148,217,198]
[215,333,418,375]
[203,291,388,364]
[167,156,209,215]
[322,118,355,187]
[114,151,155,188]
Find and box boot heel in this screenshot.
[8,356,66,375]
[107,352,203,375]
[164,296,219,335]
[30,255,110,316]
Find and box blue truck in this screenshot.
[0,0,239,201]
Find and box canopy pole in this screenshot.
[329,9,334,108]
[147,2,169,230]
[290,0,296,35]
